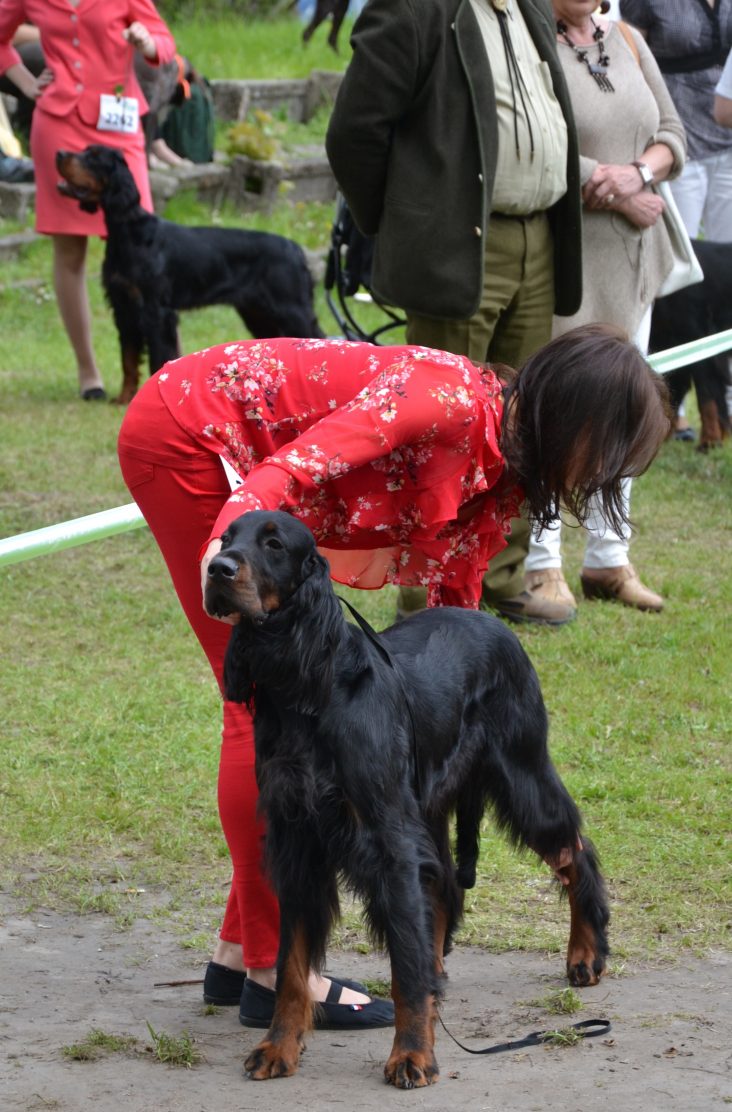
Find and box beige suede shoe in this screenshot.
[524,568,578,609]
[487,568,577,627]
[580,564,664,612]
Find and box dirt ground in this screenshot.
[1,896,730,1112]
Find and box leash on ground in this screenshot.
[437,1013,612,1055]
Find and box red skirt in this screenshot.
[30,104,153,237]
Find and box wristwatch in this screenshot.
[632,160,654,186]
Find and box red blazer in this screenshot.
[0,0,175,123]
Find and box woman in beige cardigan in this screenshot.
[524,0,686,615]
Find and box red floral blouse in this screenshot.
[156,338,521,608]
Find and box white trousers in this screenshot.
[526,308,652,573]
[668,149,732,241]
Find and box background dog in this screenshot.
[56,145,324,403]
[206,510,610,1088]
[650,239,731,451]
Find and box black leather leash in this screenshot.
[336,595,424,798]
[438,1015,612,1055]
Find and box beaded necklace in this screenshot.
[556,17,614,93]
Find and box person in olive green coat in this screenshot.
[326,0,583,625]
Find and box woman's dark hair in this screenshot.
[500,323,671,533]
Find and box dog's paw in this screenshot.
[384,1050,439,1089]
[567,944,606,987]
[244,1039,303,1080]
[111,391,136,407]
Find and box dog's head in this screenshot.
[205,510,327,624]
[208,511,342,714]
[56,145,139,214]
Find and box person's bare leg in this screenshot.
[52,233,105,395]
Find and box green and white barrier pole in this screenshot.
[1,330,730,569]
[0,503,146,568]
[648,328,732,376]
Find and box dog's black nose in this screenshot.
[208,555,239,580]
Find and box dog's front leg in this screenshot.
[385,980,439,1090]
[117,341,142,405]
[108,292,143,405]
[378,861,439,1088]
[145,307,180,378]
[244,920,311,1080]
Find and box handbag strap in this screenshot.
[616,20,640,67]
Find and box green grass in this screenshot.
[62,1029,139,1061]
[169,15,353,80]
[1,18,730,971]
[145,1022,201,1068]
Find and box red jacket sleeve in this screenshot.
[129,0,176,66]
[0,0,26,75]
[207,358,481,547]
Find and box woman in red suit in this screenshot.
[0,0,175,399]
[118,328,669,1027]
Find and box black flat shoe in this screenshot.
[203,961,246,1005]
[202,961,373,1007]
[239,976,394,1030]
[81,386,107,401]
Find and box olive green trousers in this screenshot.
[404,210,555,604]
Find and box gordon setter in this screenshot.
[55,145,323,404]
[205,511,610,1089]
[650,239,731,451]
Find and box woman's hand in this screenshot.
[123,21,157,60]
[613,191,665,229]
[582,163,645,209]
[36,67,54,94]
[5,62,52,100]
[200,537,240,625]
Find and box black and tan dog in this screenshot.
[56,145,323,403]
[205,510,610,1088]
[650,239,731,451]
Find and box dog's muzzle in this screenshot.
[205,554,267,624]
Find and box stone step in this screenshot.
[227,145,336,210]
[148,161,231,212]
[0,181,35,222]
[0,229,39,262]
[210,70,343,124]
[0,149,336,226]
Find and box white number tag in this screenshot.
[97,94,139,135]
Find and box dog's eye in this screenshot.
[264,537,284,551]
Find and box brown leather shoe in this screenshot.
[524,568,577,609]
[580,564,664,612]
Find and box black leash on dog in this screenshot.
[437,1015,612,1055]
[336,596,424,799]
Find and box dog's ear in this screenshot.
[223,626,254,706]
[287,551,341,715]
[101,150,141,214]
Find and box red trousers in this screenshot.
[118,379,280,968]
